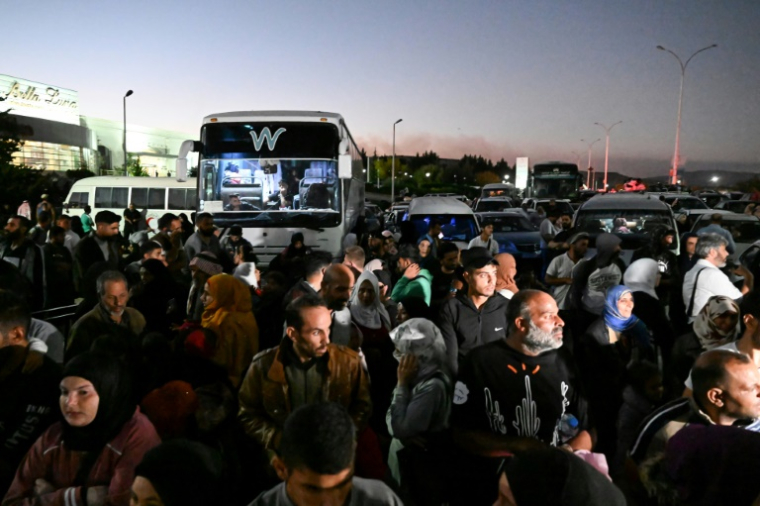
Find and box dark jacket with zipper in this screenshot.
[438,292,509,375]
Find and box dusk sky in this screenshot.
[4,0,760,176]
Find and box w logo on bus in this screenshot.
[249,127,287,151]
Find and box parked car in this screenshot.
[473,197,517,213]
[691,213,760,259]
[691,190,730,208]
[573,193,679,264]
[404,197,480,250]
[475,211,541,262]
[715,200,755,214]
[524,198,574,216]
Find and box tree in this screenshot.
[0,109,44,214]
[125,154,149,177]
[475,171,501,186]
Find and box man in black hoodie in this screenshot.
[438,247,509,375]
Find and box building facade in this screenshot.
[1,74,192,177]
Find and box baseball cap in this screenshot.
[461,247,498,270]
[94,210,121,224]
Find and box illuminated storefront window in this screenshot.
[12,141,95,172]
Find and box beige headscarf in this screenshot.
[693,295,740,351]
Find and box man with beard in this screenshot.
[66,270,146,362]
[184,213,231,272]
[430,241,460,311]
[318,264,355,347]
[0,216,45,310]
[439,247,509,375]
[450,289,591,504]
[683,233,753,323]
[74,210,122,293]
[390,244,433,305]
[238,295,371,460]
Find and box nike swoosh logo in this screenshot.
[495,327,504,332]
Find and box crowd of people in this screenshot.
[1,198,760,505]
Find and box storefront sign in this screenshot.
[515,157,529,189]
[0,74,80,125]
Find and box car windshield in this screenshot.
[575,209,673,237]
[407,214,479,242]
[488,215,536,232]
[695,219,760,244]
[665,197,708,211]
[475,200,514,212]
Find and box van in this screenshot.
[404,196,480,250]
[63,176,197,223]
[573,193,679,264]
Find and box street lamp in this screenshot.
[657,44,718,185]
[581,138,601,188]
[391,119,403,203]
[123,90,133,175]
[595,122,622,191]
[711,176,719,183]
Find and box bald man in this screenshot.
[494,253,519,299]
[319,264,356,347]
[452,289,592,455]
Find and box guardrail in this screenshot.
[32,304,79,336]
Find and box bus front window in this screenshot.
[198,122,342,228]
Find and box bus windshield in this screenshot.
[198,122,342,228]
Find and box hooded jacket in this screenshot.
[438,292,509,375]
[570,233,626,315]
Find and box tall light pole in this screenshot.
[123,90,133,175]
[391,118,402,203]
[595,121,622,191]
[657,44,718,185]
[581,138,601,188]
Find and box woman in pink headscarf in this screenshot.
[494,253,519,299]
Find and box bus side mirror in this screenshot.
[176,140,201,182]
[338,154,353,178]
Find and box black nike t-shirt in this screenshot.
[451,340,589,446]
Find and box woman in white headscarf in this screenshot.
[671,295,740,390]
[349,270,395,435]
[386,317,452,503]
[624,258,675,357]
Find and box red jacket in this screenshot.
[3,409,160,506]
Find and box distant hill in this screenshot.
[583,169,758,190]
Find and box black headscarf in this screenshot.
[285,232,307,258]
[399,296,431,321]
[61,352,135,453]
[134,440,223,506]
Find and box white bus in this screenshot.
[63,176,198,224]
[176,111,365,263]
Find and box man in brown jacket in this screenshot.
[238,294,372,455]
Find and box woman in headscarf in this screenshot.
[579,285,653,460]
[4,352,160,506]
[386,317,452,504]
[200,273,259,388]
[372,269,397,328]
[671,295,740,391]
[130,259,185,335]
[396,296,431,324]
[624,258,675,358]
[494,253,519,299]
[349,270,395,435]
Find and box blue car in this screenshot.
[475,211,541,260]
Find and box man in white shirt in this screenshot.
[545,232,589,310]
[683,233,753,322]
[468,220,499,255]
